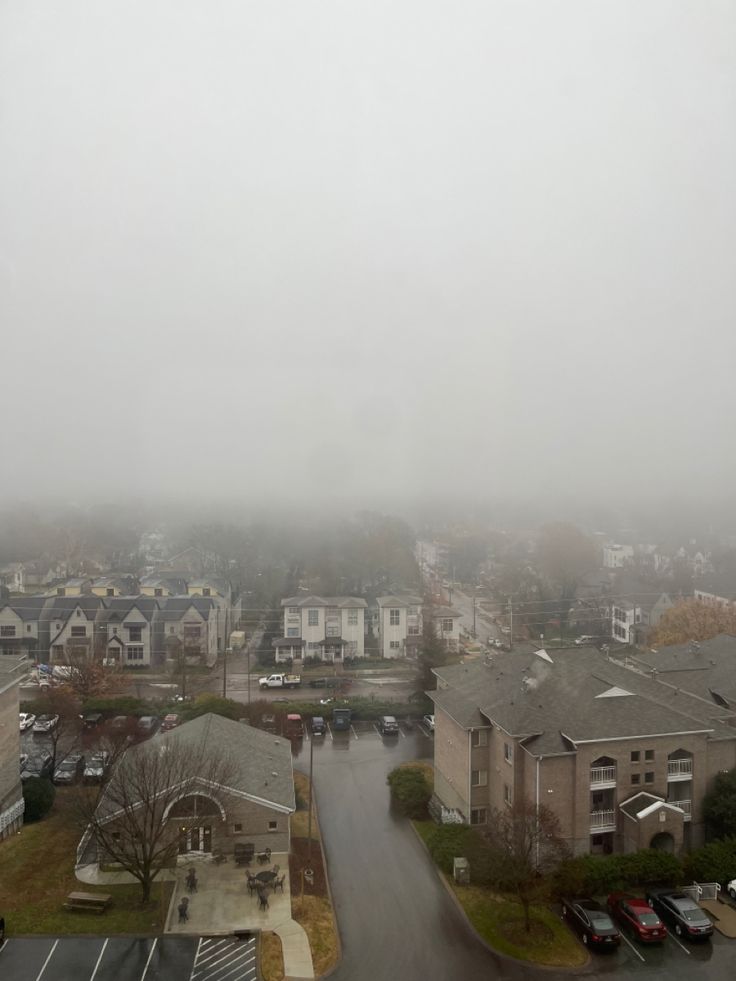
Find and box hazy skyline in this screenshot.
[2,2,734,507]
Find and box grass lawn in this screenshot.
[260,932,285,981]
[0,792,172,936]
[291,772,321,841]
[293,895,338,976]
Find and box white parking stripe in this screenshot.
[198,948,254,981]
[668,932,692,955]
[351,725,359,740]
[326,723,333,741]
[0,940,7,954]
[89,938,109,981]
[399,727,406,739]
[139,937,157,981]
[209,959,256,981]
[195,941,238,969]
[189,938,204,980]
[618,931,645,963]
[35,939,58,981]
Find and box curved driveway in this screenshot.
[295,729,733,981]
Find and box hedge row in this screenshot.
[554,851,682,896]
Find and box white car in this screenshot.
[32,714,59,734]
[423,714,435,732]
[19,712,36,732]
[727,879,736,901]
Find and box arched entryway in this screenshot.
[169,794,222,854]
[650,831,675,853]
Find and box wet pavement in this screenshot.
[292,727,736,981]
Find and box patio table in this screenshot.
[255,870,277,886]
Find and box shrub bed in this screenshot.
[387,765,432,819]
[554,850,682,896]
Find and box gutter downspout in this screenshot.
[468,729,472,823]
[535,756,542,868]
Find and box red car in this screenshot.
[607,893,667,943]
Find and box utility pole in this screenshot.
[222,647,231,698]
[508,598,513,651]
[472,594,477,639]
[307,730,314,862]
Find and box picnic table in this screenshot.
[255,870,277,886]
[64,892,112,914]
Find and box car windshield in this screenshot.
[681,907,707,922]
[589,913,614,929]
[59,760,77,771]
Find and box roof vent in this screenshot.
[271,771,278,777]
[689,640,701,655]
[535,649,553,664]
[596,685,634,698]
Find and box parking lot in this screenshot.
[300,718,433,742]
[0,935,257,981]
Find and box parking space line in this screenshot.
[139,937,157,981]
[372,724,381,736]
[667,933,691,955]
[326,723,333,741]
[198,948,253,979]
[0,940,7,954]
[35,939,58,981]
[195,940,234,967]
[618,932,645,963]
[399,727,406,738]
[89,938,108,981]
[189,938,204,980]
[351,725,359,740]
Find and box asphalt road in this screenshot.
[450,588,502,646]
[293,728,736,981]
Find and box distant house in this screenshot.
[603,545,634,570]
[187,577,233,654]
[155,597,219,668]
[611,592,673,644]
[0,655,27,839]
[0,596,47,658]
[140,575,188,599]
[376,595,423,659]
[694,571,736,609]
[49,578,93,597]
[430,606,463,652]
[45,596,106,662]
[99,598,159,668]
[276,596,367,662]
[90,576,138,598]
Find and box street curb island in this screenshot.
[408,821,592,975]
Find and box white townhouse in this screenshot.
[430,605,463,652]
[275,596,367,663]
[376,595,423,659]
[187,577,233,654]
[0,597,47,659]
[45,596,105,661]
[155,597,219,668]
[99,598,159,668]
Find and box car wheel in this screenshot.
[675,924,682,937]
[730,888,736,901]
[582,934,588,945]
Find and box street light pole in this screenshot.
[223,647,231,699]
[307,729,314,863]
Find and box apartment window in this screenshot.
[308,610,319,626]
[26,624,32,633]
[630,751,640,763]
[289,607,299,614]
[0,626,16,637]
[645,749,655,762]
[389,640,400,650]
[408,626,420,636]
[202,588,211,596]
[57,588,65,596]
[389,609,401,626]
[504,742,513,764]
[631,773,641,785]
[128,626,142,642]
[169,626,175,634]
[471,730,488,748]
[154,588,163,597]
[471,770,488,788]
[76,609,82,617]
[644,771,654,784]
[441,618,453,633]
[127,646,144,661]
[233,823,242,833]
[106,588,114,597]
[470,808,488,826]
[55,623,61,630]
[408,606,418,616]
[287,628,299,637]
[112,627,118,635]
[347,611,358,626]
[71,626,86,638]
[503,784,511,805]
[268,820,278,832]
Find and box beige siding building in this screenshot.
[0,656,27,839]
[431,645,736,855]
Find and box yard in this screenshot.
[0,791,172,936]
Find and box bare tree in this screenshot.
[28,685,81,771]
[63,638,125,700]
[485,797,569,932]
[74,734,236,904]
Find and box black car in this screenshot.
[53,753,86,785]
[311,716,326,736]
[379,715,400,735]
[561,897,621,949]
[645,890,713,940]
[20,753,53,782]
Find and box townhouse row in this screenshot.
[272,594,462,662]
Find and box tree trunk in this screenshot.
[140,876,152,905]
[521,893,531,932]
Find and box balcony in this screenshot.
[590,809,616,831]
[668,799,692,821]
[590,766,617,788]
[667,759,693,781]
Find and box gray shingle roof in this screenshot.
[281,595,367,609]
[632,635,736,710]
[376,595,422,608]
[2,596,48,621]
[155,596,215,621]
[100,597,159,623]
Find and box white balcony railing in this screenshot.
[667,759,693,780]
[590,766,617,787]
[590,809,616,831]
[668,799,692,820]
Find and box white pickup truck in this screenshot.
[259,673,302,690]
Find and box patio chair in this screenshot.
[178,897,189,923]
[257,888,269,911]
[273,874,286,893]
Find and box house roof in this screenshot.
[188,577,230,594]
[376,595,423,608]
[431,646,736,754]
[432,606,462,618]
[1,596,48,621]
[695,570,736,601]
[140,575,188,594]
[99,713,295,818]
[100,597,159,623]
[43,596,105,621]
[632,635,736,711]
[281,595,368,609]
[155,596,215,621]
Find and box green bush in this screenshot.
[554,850,682,897]
[180,694,246,722]
[684,838,736,883]
[80,695,154,717]
[387,765,432,819]
[22,777,56,822]
[425,824,475,874]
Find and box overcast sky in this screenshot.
[1,1,734,509]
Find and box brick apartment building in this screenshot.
[430,644,736,856]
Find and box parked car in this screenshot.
[311,716,326,736]
[727,879,736,900]
[645,890,713,940]
[19,712,36,732]
[561,897,621,949]
[83,751,110,782]
[575,635,597,646]
[82,712,103,730]
[423,714,435,732]
[53,753,86,785]
[136,715,160,736]
[607,893,667,943]
[32,714,59,734]
[285,713,304,738]
[20,752,53,781]
[491,638,503,649]
[261,713,277,734]
[332,707,352,732]
[161,713,181,731]
[379,715,399,735]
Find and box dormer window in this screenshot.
[154,588,163,597]
[203,588,211,597]
[76,609,81,617]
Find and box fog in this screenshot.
[2,1,734,509]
